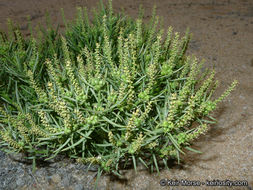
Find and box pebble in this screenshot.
[16,178,25,187]
[232,31,238,35]
[74,184,84,190]
[0,150,101,189]
[239,95,245,100]
[62,174,71,187]
[51,174,61,184]
[243,106,248,110]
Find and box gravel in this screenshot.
[0,151,99,190]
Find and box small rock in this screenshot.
[239,95,245,100]
[35,168,47,177]
[8,181,18,190]
[16,177,25,186]
[62,174,72,187]
[51,174,61,184]
[74,184,84,190]
[243,106,248,110]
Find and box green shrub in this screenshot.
[0,0,237,178]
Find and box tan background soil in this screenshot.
[0,0,252,189]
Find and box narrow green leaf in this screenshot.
[102,116,125,128]
[138,157,148,168]
[96,143,113,147]
[45,138,71,160]
[185,146,203,154]
[132,155,137,174]
[94,167,102,190]
[168,133,184,154]
[61,137,87,152]
[153,154,160,175]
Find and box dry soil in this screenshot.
[0,0,252,190]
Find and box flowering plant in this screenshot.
[0,0,237,179]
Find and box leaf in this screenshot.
[96,143,113,147]
[168,133,185,154]
[153,154,160,175]
[61,136,87,152]
[138,157,148,168]
[200,119,216,124]
[162,158,169,172]
[132,155,137,174]
[102,116,125,128]
[142,135,159,146]
[45,138,71,160]
[32,157,37,173]
[185,146,203,154]
[94,167,103,190]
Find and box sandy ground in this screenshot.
[0,0,253,189]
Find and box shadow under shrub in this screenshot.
[0,0,237,178]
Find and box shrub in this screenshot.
[0,0,237,178]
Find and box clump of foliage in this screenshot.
[0,0,237,178]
